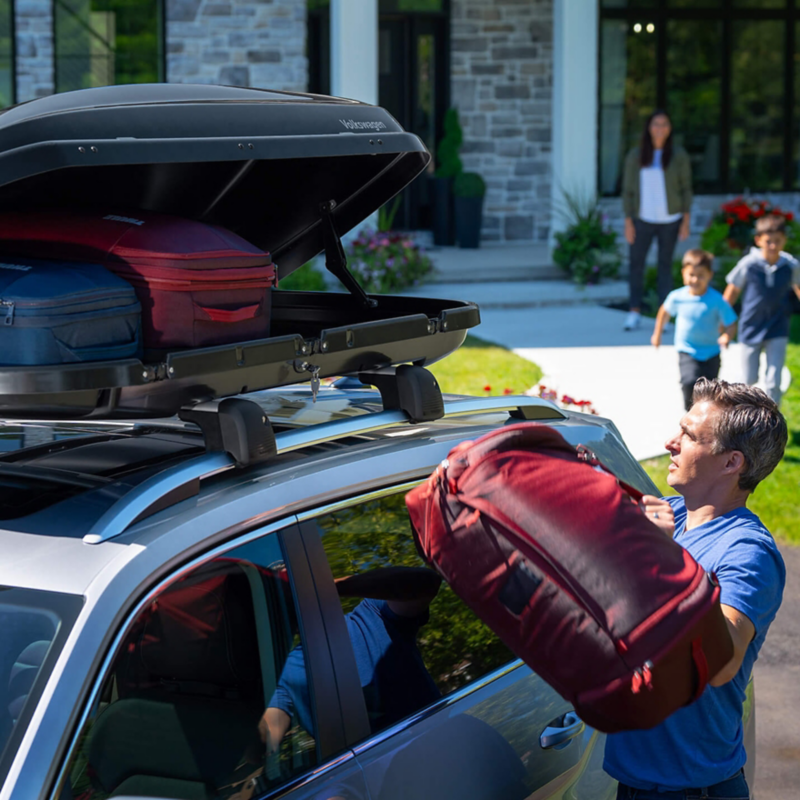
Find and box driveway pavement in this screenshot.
[753,542,800,797]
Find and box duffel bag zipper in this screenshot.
[0,290,136,325]
[1,299,14,325]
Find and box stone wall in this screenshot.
[450,0,553,244]
[15,0,54,102]
[166,0,307,91]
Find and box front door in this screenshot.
[378,12,448,231]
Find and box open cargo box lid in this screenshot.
[0,83,430,279]
[0,84,480,420]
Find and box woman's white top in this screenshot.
[638,149,683,225]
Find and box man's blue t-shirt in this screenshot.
[269,598,440,736]
[604,497,785,791]
[663,286,737,362]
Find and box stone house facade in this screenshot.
[450,0,553,244]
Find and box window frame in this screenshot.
[297,482,526,753]
[52,0,166,94]
[49,517,350,800]
[598,0,799,194]
[0,0,14,108]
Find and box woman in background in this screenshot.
[622,110,693,331]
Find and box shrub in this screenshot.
[552,193,620,285]
[454,171,486,198]
[276,260,328,291]
[435,108,463,179]
[347,229,434,293]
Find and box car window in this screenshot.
[63,534,316,800]
[313,490,517,736]
[0,587,82,788]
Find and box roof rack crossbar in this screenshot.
[82,395,564,544]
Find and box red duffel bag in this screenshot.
[0,209,276,350]
[405,423,734,733]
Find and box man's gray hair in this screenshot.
[692,378,788,492]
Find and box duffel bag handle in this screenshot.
[194,302,261,323]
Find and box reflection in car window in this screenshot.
[315,492,516,731]
[0,587,80,786]
[64,535,316,800]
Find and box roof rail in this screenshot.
[82,394,564,544]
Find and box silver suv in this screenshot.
[0,385,671,800]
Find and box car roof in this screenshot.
[0,386,652,596]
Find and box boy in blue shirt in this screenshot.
[652,248,738,410]
[723,214,800,405]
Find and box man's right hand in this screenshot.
[638,495,675,536]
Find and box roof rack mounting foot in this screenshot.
[320,199,378,309]
[359,365,444,423]
[178,397,277,467]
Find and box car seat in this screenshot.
[86,561,266,800]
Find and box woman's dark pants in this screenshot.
[628,218,682,310]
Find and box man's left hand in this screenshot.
[639,495,675,536]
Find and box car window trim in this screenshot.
[296,479,423,523]
[297,518,372,746]
[48,516,348,800]
[298,481,427,750]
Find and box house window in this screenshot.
[0,0,13,107]
[600,1,800,194]
[54,0,163,93]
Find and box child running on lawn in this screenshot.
[723,214,800,405]
[652,248,737,410]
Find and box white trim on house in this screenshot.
[551,0,599,243]
[331,0,378,105]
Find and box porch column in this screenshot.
[550,0,599,240]
[330,0,378,105]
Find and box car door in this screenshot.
[297,485,617,800]
[51,520,369,800]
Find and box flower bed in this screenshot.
[702,197,800,257]
[347,229,434,293]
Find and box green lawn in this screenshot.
[427,334,542,397]
[642,316,800,545]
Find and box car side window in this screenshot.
[314,491,516,735]
[63,534,316,800]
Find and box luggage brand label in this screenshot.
[339,119,387,131]
[103,214,145,226]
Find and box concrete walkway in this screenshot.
[405,272,787,461]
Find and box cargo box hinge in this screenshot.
[320,200,378,309]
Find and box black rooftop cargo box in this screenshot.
[0,84,479,418]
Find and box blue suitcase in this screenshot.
[0,257,142,365]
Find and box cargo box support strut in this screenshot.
[320,200,378,309]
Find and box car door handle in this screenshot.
[539,712,585,750]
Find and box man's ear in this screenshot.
[723,450,746,477]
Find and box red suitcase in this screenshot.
[405,423,734,733]
[0,210,276,350]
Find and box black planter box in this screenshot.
[455,196,484,249]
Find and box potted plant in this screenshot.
[431,107,463,246]
[454,171,486,249]
[552,192,620,285]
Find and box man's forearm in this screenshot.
[335,566,442,602]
